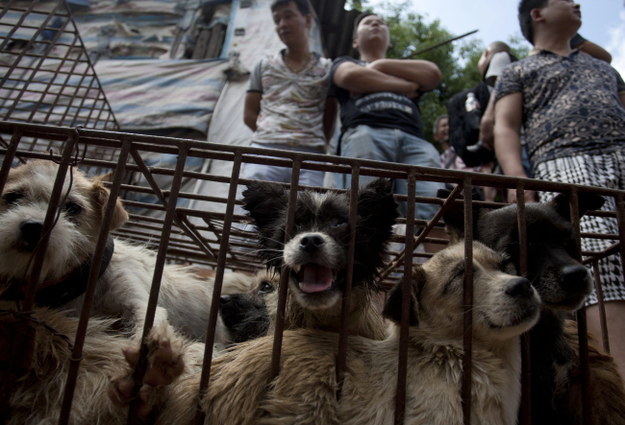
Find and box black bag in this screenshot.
[447,82,494,167]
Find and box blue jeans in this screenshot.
[340,125,444,221]
[241,142,325,187]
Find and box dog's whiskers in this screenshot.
[259,253,285,265]
[247,248,283,257]
[236,318,268,327]
[259,236,286,248]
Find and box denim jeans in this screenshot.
[241,142,325,187]
[340,125,444,221]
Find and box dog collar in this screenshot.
[0,237,115,308]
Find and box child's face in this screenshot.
[272,1,311,46]
[435,118,449,143]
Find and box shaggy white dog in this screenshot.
[0,160,229,344]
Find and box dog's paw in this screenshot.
[143,322,185,387]
[109,374,135,405]
[109,322,186,419]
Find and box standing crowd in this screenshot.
[243,0,625,381]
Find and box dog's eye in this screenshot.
[501,257,517,273]
[64,201,82,216]
[333,218,348,228]
[258,280,275,294]
[452,263,465,280]
[442,263,465,294]
[3,191,23,205]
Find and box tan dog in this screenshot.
[0,160,231,344]
[0,269,265,424]
[151,241,540,425]
[440,190,625,424]
[0,307,190,425]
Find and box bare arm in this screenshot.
[494,92,536,203]
[578,40,612,63]
[333,61,418,96]
[367,59,442,92]
[243,92,262,132]
[323,97,337,143]
[480,92,497,151]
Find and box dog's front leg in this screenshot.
[109,321,186,421]
[128,302,171,341]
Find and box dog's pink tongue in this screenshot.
[299,264,334,293]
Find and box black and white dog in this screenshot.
[241,178,398,339]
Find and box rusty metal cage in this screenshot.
[1,2,625,424]
[0,1,118,130]
[1,0,119,168]
[0,121,624,425]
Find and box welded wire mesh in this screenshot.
[0,1,118,131]
[0,121,623,424]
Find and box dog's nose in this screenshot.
[505,277,533,298]
[20,220,44,251]
[300,234,324,252]
[560,265,589,290]
[220,295,231,305]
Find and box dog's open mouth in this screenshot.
[294,263,337,294]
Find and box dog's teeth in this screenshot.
[292,265,301,273]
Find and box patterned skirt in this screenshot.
[534,149,625,305]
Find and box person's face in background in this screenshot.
[434,117,449,145]
[353,14,390,52]
[272,1,311,47]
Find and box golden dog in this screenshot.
[151,241,540,425]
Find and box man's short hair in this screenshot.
[518,0,548,44]
[488,41,511,54]
[352,11,376,39]
[270,0,311,16]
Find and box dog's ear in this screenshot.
[382,266,424,326]
[354,179,399,284]
[357,178,399,235]
[241,182,289,232]
[437,188,482,243]
[91,179,129,231]
[550,192,605,221]
[95,171,114,183]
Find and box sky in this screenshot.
[366,0,625,77]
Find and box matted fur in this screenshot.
[153,242,539,425]
[241,178,398,339]
[560,320,625,425]
[441,191,625,424]
[1,307,192,425]
[0,160,231,344]
[3,270,258,425]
